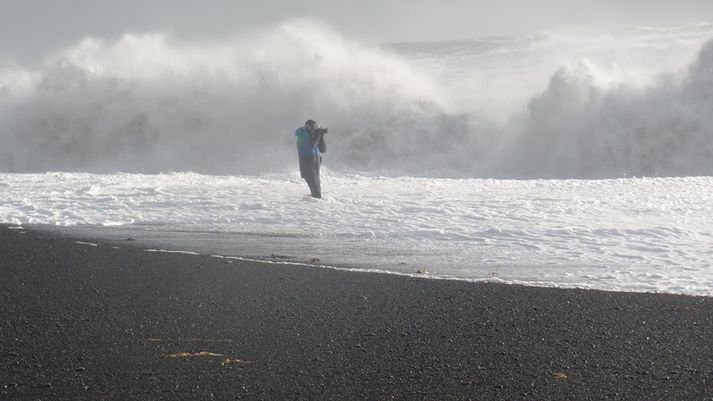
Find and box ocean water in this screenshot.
[1,22,712,295]
[2,172,712,296]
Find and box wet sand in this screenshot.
[1,224,712,400]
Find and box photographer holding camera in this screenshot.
[295,119,327,198]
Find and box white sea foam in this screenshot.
[1,172,712,296]
[145,249,201,256]
[75,241,99,247]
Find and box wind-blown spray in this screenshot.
[1,21,712,177]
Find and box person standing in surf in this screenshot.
[295,119,327,198]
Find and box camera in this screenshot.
[315,127,328,135]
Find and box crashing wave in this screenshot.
[0,21,712,178]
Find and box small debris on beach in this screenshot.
[148,338,232,343]
[552,372,568,380]
[415,268,429,274]
[221,358,256,366]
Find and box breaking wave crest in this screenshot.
[502,41,713,178]
[1,21,712,178]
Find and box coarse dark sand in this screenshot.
[1,225,712,401]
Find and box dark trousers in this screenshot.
[299,156,321,198]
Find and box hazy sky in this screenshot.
[2,0,712,62]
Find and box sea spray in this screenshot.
[1,21,712,177]
[0,21,444,174]
[504,40,713,178]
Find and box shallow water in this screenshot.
[2,172,712,296]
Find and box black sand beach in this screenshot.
[1,225,712,400]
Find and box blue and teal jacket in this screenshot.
[295,127,326,158]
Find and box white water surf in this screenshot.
[2,172,712,296]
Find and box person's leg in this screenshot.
[300,157,321,198]
[312,166,321,198]
[304,174,320,198]
[308,157,321,198]
[299,157,309,179]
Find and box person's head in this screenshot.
[305,119,317,134]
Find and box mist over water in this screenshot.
[1,21,712,178]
